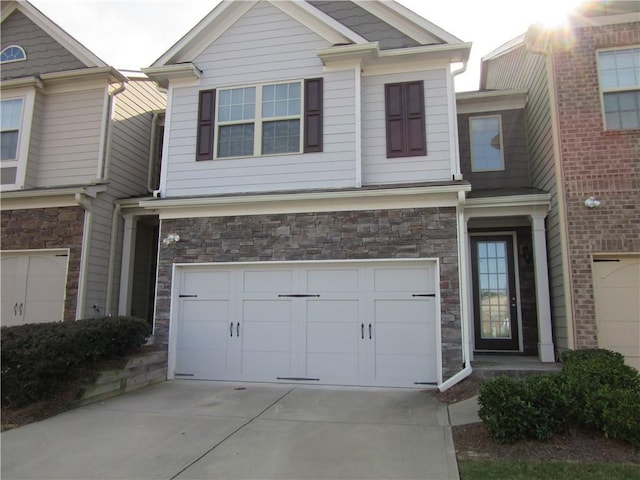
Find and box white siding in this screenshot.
[484,46,569,351]
[164,2,356,197]
[362,69,452,185]
[34,87,105,187]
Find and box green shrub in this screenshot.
[1,316,150,408]
[478,349,640,447]
[478,374,569,443]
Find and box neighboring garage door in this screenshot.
[1,250,68,326]
[173,261,439,388]
[593,256,640,370]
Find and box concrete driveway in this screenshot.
[1,381,458,480]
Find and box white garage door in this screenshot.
[172,261,439,387]
[593,256,640,370]
[1,250,68,326]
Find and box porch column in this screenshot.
[530,213,555,362]
[118,214,137,316]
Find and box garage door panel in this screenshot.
[243,270,293,292]
[306,300,359,323]
[306,269,359,292]
[375,323,433,355]
[307,353,360,379]
[242,322,292,352]
[375,299,435,324]
[241,352,291,377]
[307,322,360,353]
[183,270,230,293]
[243,300,292,322]
[374,353,435,381]
[374,268,434,292]
[598,323,640,349]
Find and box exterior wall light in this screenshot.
[162,233,181,245]
[584,196,601,208]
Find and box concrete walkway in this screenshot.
[1,381,460,480]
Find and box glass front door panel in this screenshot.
[477,240,511,340]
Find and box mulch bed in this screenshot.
[432,375,640,465]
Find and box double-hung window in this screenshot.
[197,78,322,160]
[469,115,504,172]
[0,88,34,190]
[597,46,640,131]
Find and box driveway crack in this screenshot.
[169,387,295,480]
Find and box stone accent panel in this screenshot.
[552,21,640,349]
[1,207,84,322]
[155,207,463,380]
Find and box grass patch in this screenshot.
[458,459,640,480]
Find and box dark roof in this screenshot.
[308,0,422,49]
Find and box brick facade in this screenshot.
[1,207,85,322]
[553,22,640,348]
[154,207,464,380]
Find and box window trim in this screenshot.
[0,45,26,64]
[596,45,640,131]
[214,80,304,160]
[469,114,505,172]
[0,87,35,191]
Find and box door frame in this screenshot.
[469,232,523,352]
[167,258,443,385]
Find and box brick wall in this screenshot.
[1,207,85,322]
[155,207,463,380]
[553,22,640,348]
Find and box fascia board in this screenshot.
[139,184,471,219]
[39,66,127,84]
[481,33,526,63]
[465,194,552,215]
[456,89,529,114]
[0,76,43,90]
[355,0,464,45]
[142,64,202,90]
[9,0,107,68]
[378,42,471,63]
[0,184,107,210]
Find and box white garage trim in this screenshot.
[167,258,442,388]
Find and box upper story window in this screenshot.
[597,46,640,131]
[197,78,322,161]
[0,88,35,190]
[0,45,26,63]
[470,115,504,172]
[385,81,426,158]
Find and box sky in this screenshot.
[27,0,585,92]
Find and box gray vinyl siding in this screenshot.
[362,69,452,185]
[0,10,85,80]
[164,2,356,197]
[109,78,166,198]
[484,45,569,351]
[24,89,45,188]
[34,87,106,187]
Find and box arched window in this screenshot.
[1,45,26,63]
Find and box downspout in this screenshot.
[75,193,92,320]
[439,190,473,391]
[97,81,126,180]
[438,62,472,391]
[449,60,467,180]
[526,29,576,350]
[105,203,122,315]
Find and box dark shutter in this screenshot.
[196,89,216,161]
[304,78,323,153]
[385,81,426,158]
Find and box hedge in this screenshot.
[478,349,640,447]
[1,316,150,408]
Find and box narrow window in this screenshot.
[470,115,504,172]
[0,45,26,63]
[0,98,23,163]
[385,81,426,158]
[597,47,640,131]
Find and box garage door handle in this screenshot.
[361,323,364,339]
[369,323,372,339]
[236,322,240,337]
[230,322,234,337]
[278,294,321,298]
[14,302,18,316]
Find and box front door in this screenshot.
[471,236,520,351]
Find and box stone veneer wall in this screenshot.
[1,207,84,322]
[552,21,640,349]
[155,207,463,380]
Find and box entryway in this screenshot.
[171,260,440,388]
